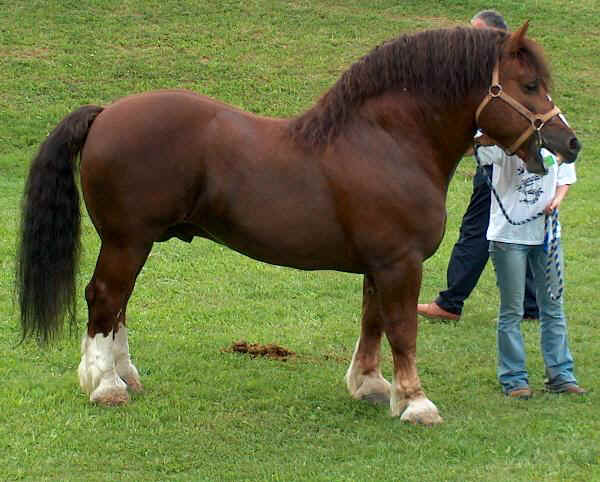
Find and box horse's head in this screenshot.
[476,22,581,174]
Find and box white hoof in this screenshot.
[396,397,443,425]
[78,331,130,405]
[345,338,391,404]
[346,371,391,404]
[90,378,129,405]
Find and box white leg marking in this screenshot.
[113,324,142,392]
[78,331,129,405]
[345,338,391,403]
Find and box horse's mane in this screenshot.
[289,26,551,147]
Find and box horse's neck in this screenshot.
[364,92,480,180]
[427,100,481,168]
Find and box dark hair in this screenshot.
[290,27,509,146]
[472,10,509,31]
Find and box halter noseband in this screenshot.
[475,62,561,155]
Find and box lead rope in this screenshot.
[544,210,563,300]
[473,142,564,300]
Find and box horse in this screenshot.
[16,22,580,424]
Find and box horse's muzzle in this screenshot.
[542,132,581,164]
[564,136,582,163]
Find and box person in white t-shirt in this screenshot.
[477,145,586,398]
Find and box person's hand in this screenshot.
[544,198,560,215]
[544,185,570,215]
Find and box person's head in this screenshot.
[471,10,508,31]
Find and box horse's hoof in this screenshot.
[121,376,144,393]
[400,410,443,425]
[346,364,391,405]
[91,387,130,406]
[361,392,391,406]
[127,380,143,393]
[398,397,443,425]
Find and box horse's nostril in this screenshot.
[569,137,581,152]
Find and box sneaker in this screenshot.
[417,302,460,321]
[506,387,533,399]
[544,383,586,394]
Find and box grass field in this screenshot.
[1,1,599,480]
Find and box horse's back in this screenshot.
[79,90,354,269]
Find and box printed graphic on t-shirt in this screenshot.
[515,167,543,205]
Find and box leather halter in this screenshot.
[475,62,561,155]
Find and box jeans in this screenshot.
[437,165,538,317]
[489,240,576,393]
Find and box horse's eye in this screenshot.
[524,81,538,93]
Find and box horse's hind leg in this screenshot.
[113,320,142,393]
[78,240,151,405]
[345,275,391,405]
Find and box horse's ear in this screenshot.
[507,20,529,54]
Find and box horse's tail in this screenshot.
[16,105,104,343]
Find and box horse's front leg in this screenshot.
[345,274,391,405]
[374,258,443,425]
[78,241,150,404]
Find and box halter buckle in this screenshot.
[489,84,502,97]
[533,116,545,131]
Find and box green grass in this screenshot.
[1,1,599,480]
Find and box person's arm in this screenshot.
[545,184,570,214]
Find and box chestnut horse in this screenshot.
[17,23,580,424]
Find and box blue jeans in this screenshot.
[489,240,576,393]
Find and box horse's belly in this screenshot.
[191,197,361,272]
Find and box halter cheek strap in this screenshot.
[475,62,561,155]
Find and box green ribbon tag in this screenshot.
[544,155,555,166]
